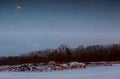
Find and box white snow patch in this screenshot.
[0,64,120,79]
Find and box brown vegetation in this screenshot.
[0,43,120,66]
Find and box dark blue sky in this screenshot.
[0,0,120,56]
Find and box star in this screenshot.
[17,6,21,9]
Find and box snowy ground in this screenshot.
[0,64,120,79]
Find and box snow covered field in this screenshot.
[0,64,120,79]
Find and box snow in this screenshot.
[0,61,86,72]
[0,64,120,79]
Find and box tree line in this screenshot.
[0,43,120,66]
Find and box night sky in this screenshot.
[0,0,120,56]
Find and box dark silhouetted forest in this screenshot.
[0,43,120,66]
